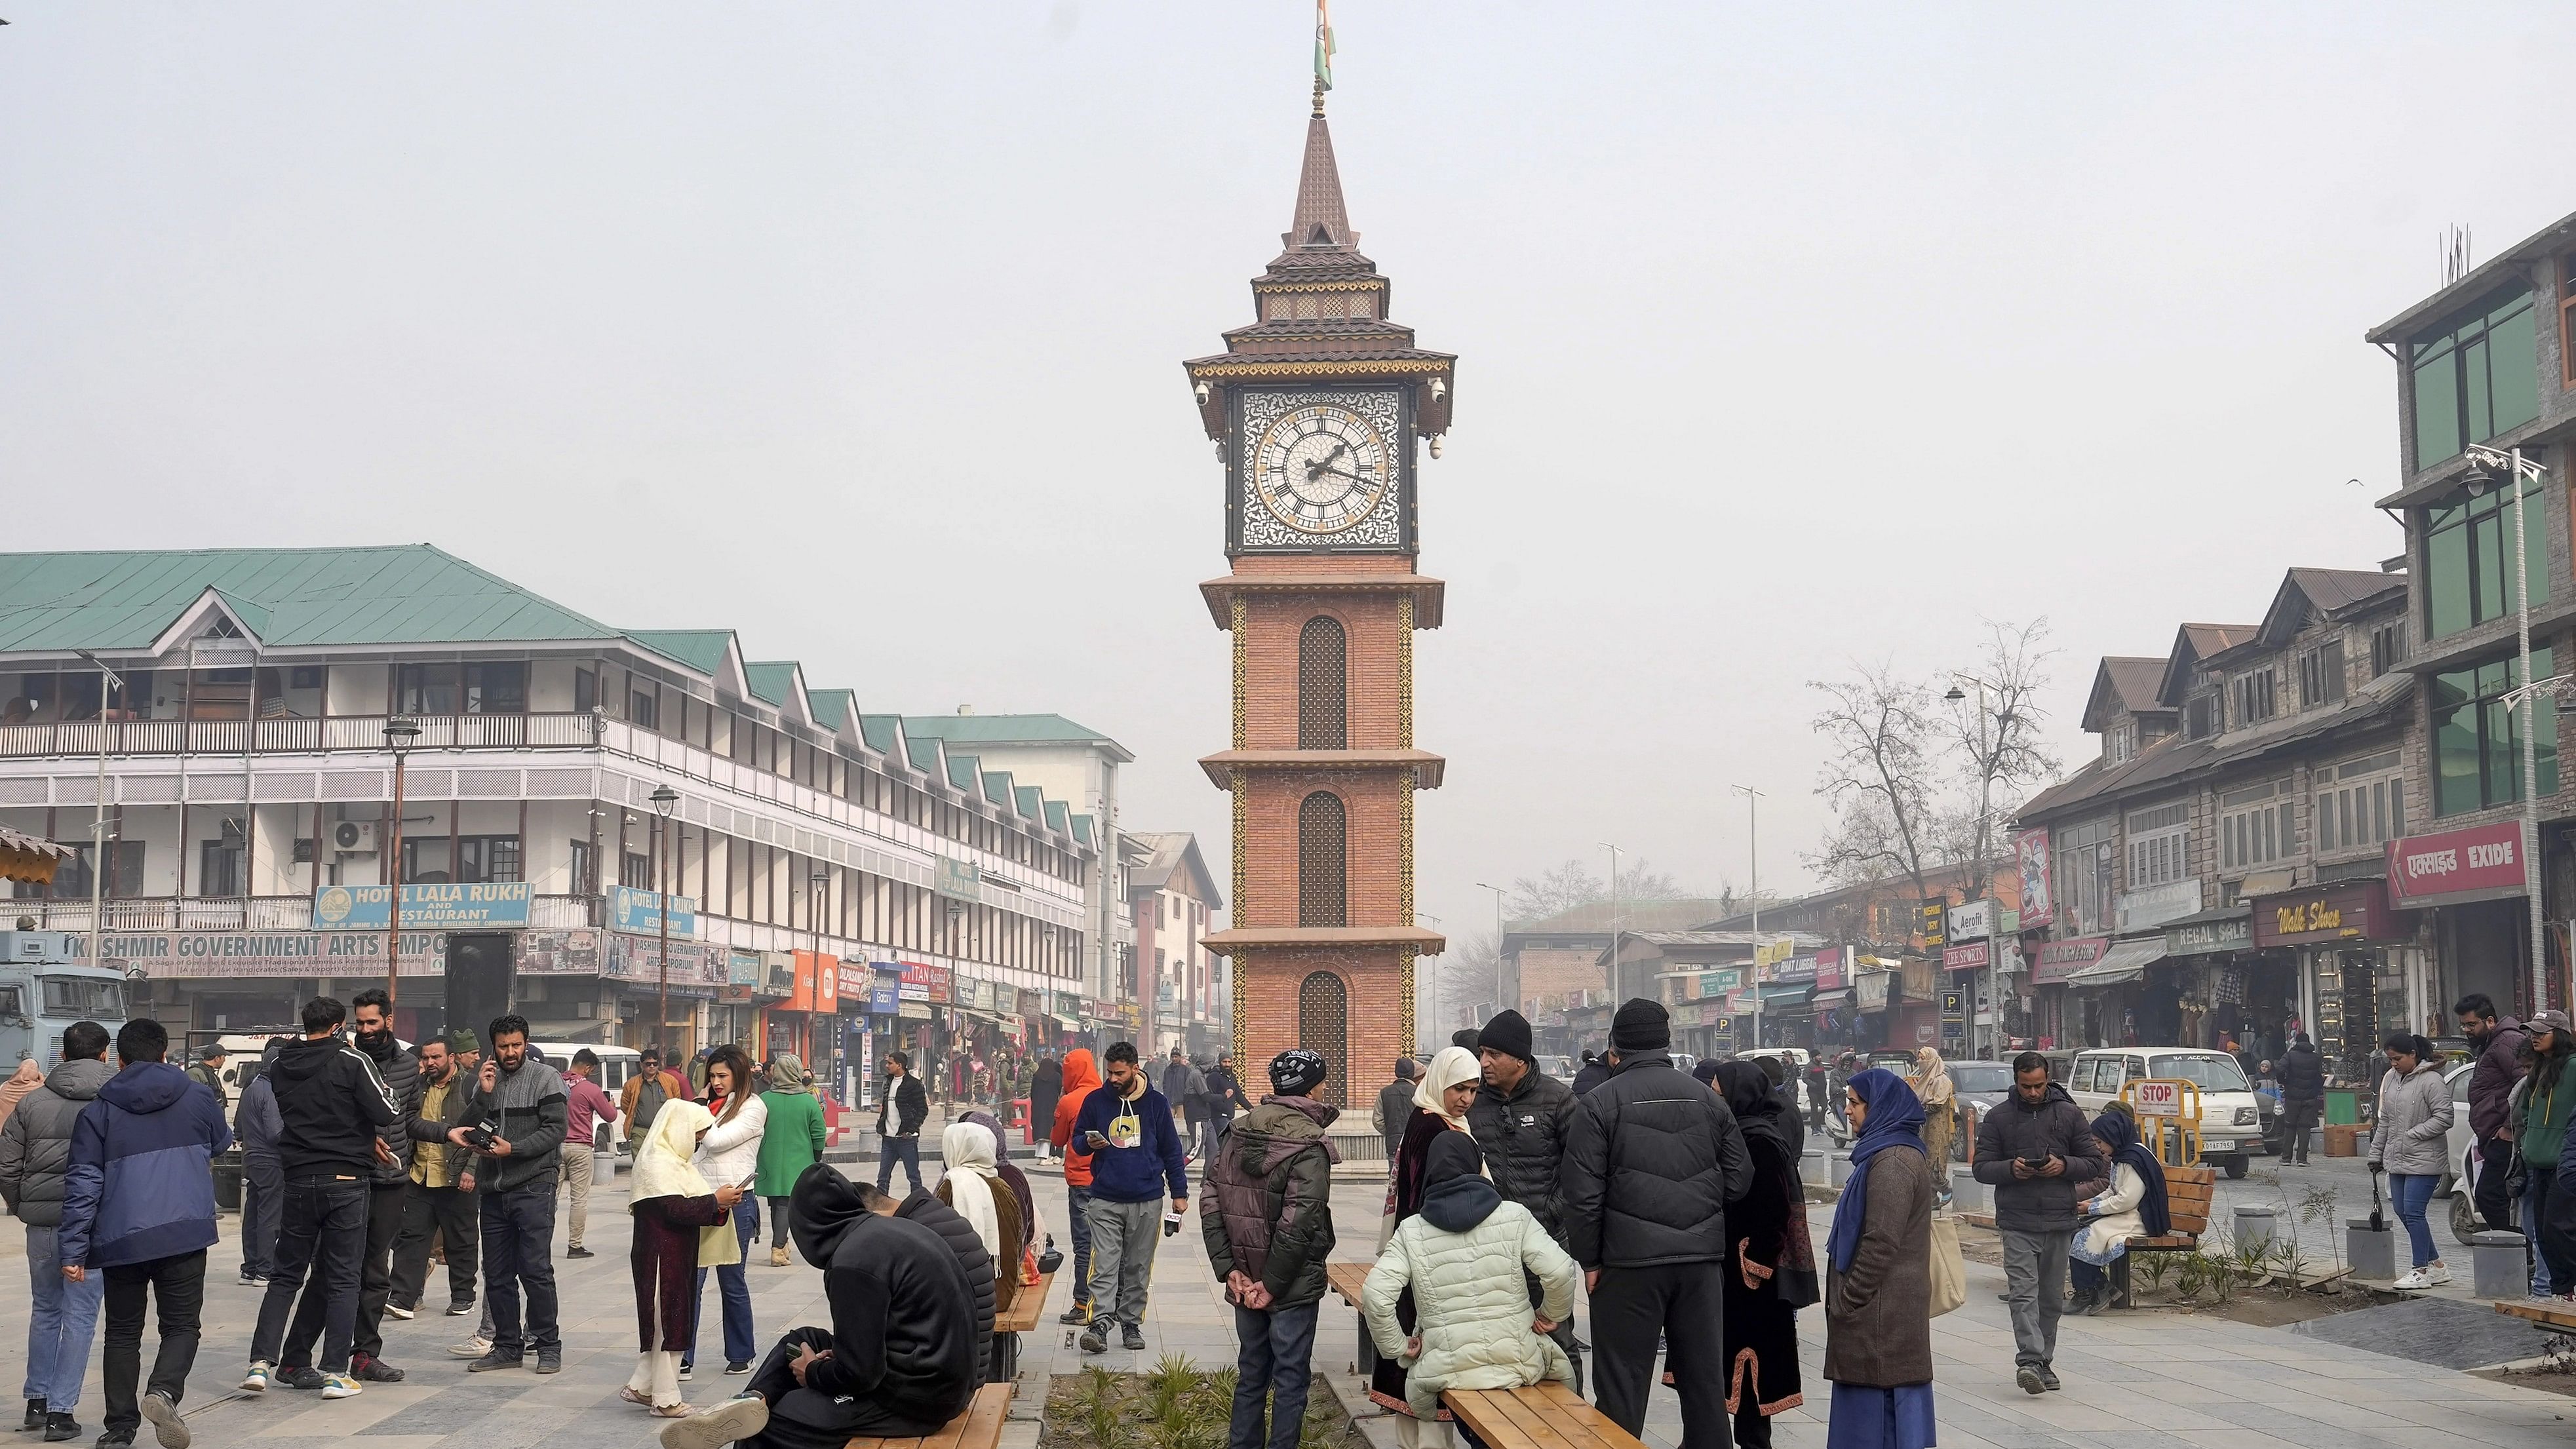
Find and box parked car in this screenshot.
[2065,1047,2265,1178]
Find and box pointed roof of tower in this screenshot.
[1283,115,1357,254]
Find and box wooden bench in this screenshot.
[1443,1383,1646,1449]
[1327,1262,1378,1376]
[2110,1164,2214,1307]
[994,1270,1053,1336]
[846,1381,1012,1449]
[2496,1298,2576,1334]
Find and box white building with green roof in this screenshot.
[0,545,1113,1094]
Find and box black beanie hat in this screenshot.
[1269,1048,1328,1098]
[1610,997,1669,1052]
[1479,1009,1535,1064]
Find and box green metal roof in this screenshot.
[808,689,854,731]
[858,714,901,756]
[1044,800,1068,832]
[0,545,618,654]
[1013,784,1043,821]
[981,771,1013,808]
[743,662,799,707]
[1070,815,1095,845]
[946,754,982,792]
[625,629,735,675]
[900,713,1133,762]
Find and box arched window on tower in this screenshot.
[1298,791,1347,928]
[1298,616,1348,749]
[1298,970,1349,1109]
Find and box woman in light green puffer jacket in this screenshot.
[1363,1132,1580,1421]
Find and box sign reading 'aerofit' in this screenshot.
[313,882,532,929]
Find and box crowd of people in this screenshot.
[2426,995,2576,1301]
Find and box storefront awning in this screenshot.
[1756,983,1810,1007]
[2064,937,2168,988]
[1809,988,1853,1008]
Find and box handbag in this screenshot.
[1926,1211,1968,1317]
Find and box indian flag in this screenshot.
[1314,0,1335,91]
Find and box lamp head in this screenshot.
[650,784,679,818]
[1944,685,1966,703]
[383,718,421,751]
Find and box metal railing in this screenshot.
[0,712,605,760]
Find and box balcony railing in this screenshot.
[0,712,605,760]
[10,893,603,933]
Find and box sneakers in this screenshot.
[677,1364,694,1382]
[279,1369,325,1393]
[770,1246,790,1268]
[447,1337,492,1359]
[2036,1366,2061,1392]
[534,1349,562,1376]
[237,1364,272,1395]
[138,1392,187,1449]
[445,1299,477,1317]
[1079,1323,1108,1355]
[722,1362,750,1376]
[94,1435,131,1448]
[655,1396,769,1449]
[385,1304,416,1321]
[40,1414,77,1443]
[236,1270,265,1286]
[1122,1324,1146,1352]
[1059,1300,1093,1325]
[566,1246,595,1260]
[2015,1366,2045,1396]
[317,1374,361,1401]
[466,1349,524,1374]
[2422,1264,2455,1286]
[351,1355,405,1383]
[22,1398,44,1430]
[2393,1267,2436,1290]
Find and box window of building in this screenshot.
[631,687,659,731]
[2053,817,2115,935]
[2411,286,2541,473]
[569,839,593,895]
[2108,721,2137,762]
[2371,621,2407,677]
[2316,748,2406,853]
[2186,693,2217,739]
[1297,969,1349,1109]
[2433,647,2560,815]
[2233,670,2276,726]
[198,834,243,898]
[625,849,652,888]
[2562,255,2576,388]
[402,834,522,884]
[1298,615,1348,749]
[2217,778,2297,871]
[2124,801,2191,887]
[22,842,142,902]
[395,663,527,716]
[2425,473,2549,641]
[2298,639,2346,709]
[574,668,596,714]
[1297,790,1347,927]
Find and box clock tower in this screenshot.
[1191,84,1453,1107]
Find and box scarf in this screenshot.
[1716,1059,1793,1159]
[630,1100,739,1267]
[1413,1046,1480,1130]
[768,1054,811,1093]
[940,1120,1004,1264]
[2091,1108,2170,1238]
[1416,1132,1500,1231]
[1826,1068,1925,1274]
[1910,1048,1955,1108]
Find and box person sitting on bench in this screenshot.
[655,1164,979,1449]
[2067,1105,2166,1316]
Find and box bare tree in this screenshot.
[1506,858,1698,923]
[1432,930,1502,1035]
[1940,619,2061,899]
[1807,662,1940,900]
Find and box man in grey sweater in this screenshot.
[0,1024,116,1441]
[452,1016,567,1376]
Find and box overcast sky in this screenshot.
[5,4,2569,965]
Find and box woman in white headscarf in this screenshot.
[937,1119,1025,1319]
[624,1100,744,1416]
[1369,1045,1483,1448]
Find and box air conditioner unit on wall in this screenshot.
[332,821,378,853]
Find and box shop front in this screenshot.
[2157,906,2288,1054]
[2388,819,2547,1019]
[2027,936,2107,1049]
[2253,878,2420,1087]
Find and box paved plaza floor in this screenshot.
[0,1153,2566,1449]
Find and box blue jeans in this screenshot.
[876,1136,922,1194]
[2389,1172,2440,1269]
[24,1226,103,1412]
[688,1207,756,1368]
[1229,1302,1318,1449]
[2527,1174,2558,1296]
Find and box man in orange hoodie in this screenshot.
[1047,1049,1102,1325]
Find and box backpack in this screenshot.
[634,1072,670,1131]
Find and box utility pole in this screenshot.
[381,717,421,1010]
[71,653,125,972]
[1599,842,1624,1004]
[1476,881,1506,1020]
[2469,443,2557,1016]
[1734,786,1765,1053]
[652,786,678,1063]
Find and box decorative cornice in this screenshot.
[1186,358,1453,379]
[1203,923,1448,955]
[1251,279,1388,295]
[1201,573,1445,630]
[1196,749,1446,789]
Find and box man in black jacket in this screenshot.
[1561,999,1751,1446]
[456,1016,568,1376]
[2277,1034,2325,1167]
[1468,1011,1584,1389]
[656,1165,981,1449]
[1971,1052,2105,1396]
[875,1053,927,1195]
[897,1190,997,1383]
[278,988,416,1385]
[244,997,403,1399]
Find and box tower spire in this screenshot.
[1283,109,1354,252]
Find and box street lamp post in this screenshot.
[1734,786,1765,1052]
[1597,842,1625,1005]
[1945,674,2010,1057]
[381,718,421,1011]
[1475,881,1506,1020]
[2465,444,2558,1017]
[71,652,126,973]
[651,785,678,1064]
[811,867,831,1075]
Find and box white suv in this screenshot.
[2067,1047,2265,1178]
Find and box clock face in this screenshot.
[1254,404,1391,535]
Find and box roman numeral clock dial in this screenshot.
[1257,404,1389,535]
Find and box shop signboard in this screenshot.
[935,859,982,904]
[2115,879,2202,935]
[1696,968,1744,996]
[81,928,448,978]
[2164,912,2252,957]
[602,933,725,990]
[867,982,900,1015]
[760,950,797,996]
[1774,954,1817,984]
[1949,900,1994,942]
[1918,899,1947,952]
[2254,881,2399,948]
[313,881,534,931]
[2016,828,2053,921]
[2386,821,2529,907]
[1942,940,1990,973]
[1856,971,1892,1013]
[513,929,600,976]
[2029,935,2108,986]
[836,961,872,999]
[606,886,697,938]
[897,962,952,1003]
[898,1000,931,1020]
[1813,947,1846,991]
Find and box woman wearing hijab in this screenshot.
[688,1044,768,1378]
[754,1054,828,1269]
[1363,1134,1578,1422]
[1822,1068,1936,1449]
[626,1100,745,1417]
[1714,1061,1818,1449]
[937,1120,1026,1321]
[960,1110,1041,1260]
[1371,1045,1482,1448]
[1909,1048,1957,1176]
[2068,1104,2168,1315]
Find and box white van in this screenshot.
[2067,1047,2264,1178]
